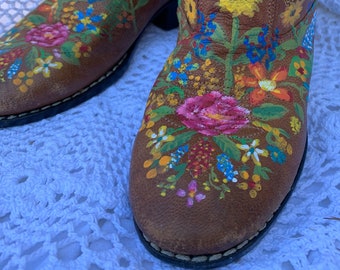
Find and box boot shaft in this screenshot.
[177,0,317,42]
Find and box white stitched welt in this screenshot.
[142,207,279,264]
[0,54,127,121]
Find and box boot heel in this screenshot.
[153,0,178,31]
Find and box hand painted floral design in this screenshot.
[140,0,316,207]
[167,52,199,85]
[117,11,134,29]
[183,0,197,26]
[25,22,70,47]
[74,5,107,33]
[281,0,304,27]
[177,91,250,136]
[237,63,292,105]
[187,139,215,178]
[146,126,175,150]
[218,0,263,18]
[13,71,34,93]
[244,25,280,69]
[293,59,309,82]
[217,154,238,183]
[237,139,269,166]
[177,180,206,207]
[33,56,63,78]
[267,145,287,164]
[192,11,216,57]
[0,0,150,92]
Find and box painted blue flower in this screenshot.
[267,145,286,164]
[166,52,199,85]
[192,11,217,57]
[169,145,189,169]
[244,26,280,69]
[74,5,107,33]
[217,154,238,183]
[7,58,22,79]
[302,12,317,51]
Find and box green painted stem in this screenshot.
[224,17,240,94]
[129,0,138,32]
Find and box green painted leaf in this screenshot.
[219,184,231,199]
[151,106,175,122]
[165,86,185,99]
[135,0,149,10]
[211,22,228,44]
[61,42,80,65]
[80,31,94,43]
[280,39,298,51]
[27,15,46,25]
[294,103,305,122]
[278,128,290,139]
[213,135,241,161]
[154,78,171,90]
[174,164,187,177]
[234,54,249,65]
[161,131,196,153]
[25,47,39,69]
[240,27,262,44]
[296,23,308,43]
[252,103,289,121]
[254,166,273,180]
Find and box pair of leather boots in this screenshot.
[0,0,317,268]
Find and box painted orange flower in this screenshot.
[237,63,292,105]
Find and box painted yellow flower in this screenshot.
[184,0,197,25]
[0,33,20,47]
[33,56,63,78]
[280,0,304,27]
[61,2,78,28]
[166,93,179,106]
[13,71,34,93]
[146,125,175,149]
[294,59,308,82]
[218,0,263,18]
[290,116,302,135]
[73,42,92,58]
[144,154,171,179]
[237,174,262,198]
[237,139,269,166]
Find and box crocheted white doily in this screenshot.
[0,1,339,269]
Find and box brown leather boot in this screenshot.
[0,0,178,127]
[130,0,318,268]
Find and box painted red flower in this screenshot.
[25,22,69,47]
[297,46,309,59]
[176,91,250,136]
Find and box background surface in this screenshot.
[0,1,339,269]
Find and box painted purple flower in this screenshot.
[176,91,250,136]
[177,180,206,207]
[25,22,69,47]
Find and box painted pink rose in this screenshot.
[25,22,69,47]
[176,91,250,136]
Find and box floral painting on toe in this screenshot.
[138,0,317,206]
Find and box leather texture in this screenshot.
[130,0,317,264]
[0,0,174,124]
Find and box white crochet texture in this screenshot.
[0,1,339,269]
